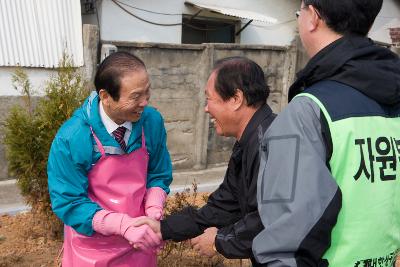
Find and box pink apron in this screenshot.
[62,128,157,267]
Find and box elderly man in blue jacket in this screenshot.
[47,51,172,266]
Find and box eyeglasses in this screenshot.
[295,6,307,18]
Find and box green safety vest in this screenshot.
[298,87,400,267]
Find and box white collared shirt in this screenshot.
[99,102,132,144]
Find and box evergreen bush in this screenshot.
[4,54,89,238]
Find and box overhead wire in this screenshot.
[111,0,181,26]
[114,0,182,16]
[111,0,298,32]
[111,0,236,31]
[100,1,399,39]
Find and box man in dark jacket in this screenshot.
[135,56,276,265]
[253,0,400,266]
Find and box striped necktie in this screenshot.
[112,126,127,151]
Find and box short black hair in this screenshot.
[94,51,146,101]
[303,0,383,36]
[212,57,269,108]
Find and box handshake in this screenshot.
[92,187,166,251]
[92,187,218,257]
[92,210,219,257]
[93,209,164,250]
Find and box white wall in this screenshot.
[100,0,183,43]
[100,0,400,46]
[369,0,400,44]
[99,0,298,46]
[5,0,396,96]
[0,0,83,97]
[239,0,298,46]
[0,67,56,96]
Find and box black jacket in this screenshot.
[289,34,400,105]
[161,104,276,265]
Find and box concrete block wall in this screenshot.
[0,40,297,180]
[117,42,296,170]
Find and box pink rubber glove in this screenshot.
[120,214,161,250]
[92,210,161,249]
[123,222,161,251]
[144,187,167,220]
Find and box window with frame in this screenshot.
[182,15,237,44]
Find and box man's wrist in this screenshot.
[159,219,170,240]
[213,235,218,254]
[212,243,218,253]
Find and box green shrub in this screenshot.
[4,54,89,238]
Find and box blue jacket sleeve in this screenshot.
[144,109,173,194]
[47,125,102,236]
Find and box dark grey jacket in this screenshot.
[253,35,400,267]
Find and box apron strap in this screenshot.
[141,127,146,149]
[90,127,105,156]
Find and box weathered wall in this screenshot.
[117,42,296,169]
[0,41,297,180]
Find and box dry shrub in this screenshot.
[158,182,250,267]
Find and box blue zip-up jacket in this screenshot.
[47,92,173,236]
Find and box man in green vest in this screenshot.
[253,0,400,266]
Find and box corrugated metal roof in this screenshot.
[185,1,278,24]
[0,0,83,68]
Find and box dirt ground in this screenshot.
[1,191,398,267]
[0,191,252,267]
[0,212,253,267]
[0,212,62,267]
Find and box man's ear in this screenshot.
[231,89,245,111]
[308,5,321,32]
[99,89,110,106]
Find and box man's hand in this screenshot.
[132,217,162,239]
[124,224,161,251]
[190,227,218,257]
